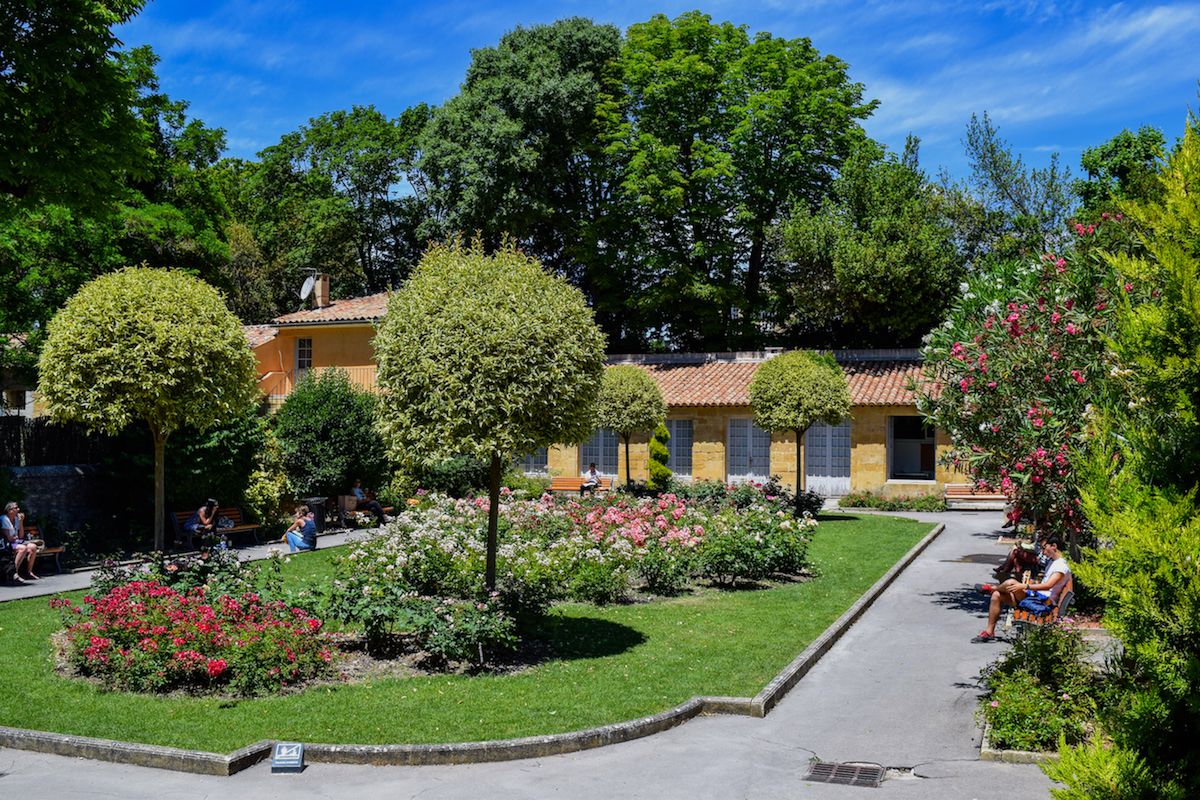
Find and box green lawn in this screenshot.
[0,513,932,752]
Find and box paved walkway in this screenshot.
[0,511,1056,799]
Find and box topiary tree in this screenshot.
[595,365,666,486]
[749,351,850,510]
[374,238,606,589]
[37,266,259,550]
[272,367,389,499]
[647,422,672,491]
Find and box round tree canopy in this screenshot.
[749,350,850,433]
[373,238,606,462]
[37,266,259,438]
[595,364,665,437]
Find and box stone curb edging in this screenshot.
[979,722,1059,764]
[0,521,945,775]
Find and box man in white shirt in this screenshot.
[580,463,601,496]
[972,535,1071,642]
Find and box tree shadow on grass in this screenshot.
[525,614,647,661]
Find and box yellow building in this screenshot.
[247,287,960,497]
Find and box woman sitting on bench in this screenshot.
[2,501,39,582]
[351,479,388,526]
[972,536,1071,642]
[182,498,220,549]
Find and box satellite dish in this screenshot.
[299,275,316,301]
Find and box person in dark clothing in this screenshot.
[351,479,388,526]
[282,505,317,552]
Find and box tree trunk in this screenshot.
[152,426,166,552]
[624,434,632,486]
[486,452,501,590]
[795,427,804,515]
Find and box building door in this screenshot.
[727,418,772,483]
[805,419,851,496]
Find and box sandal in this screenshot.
[971,630,997,643]
[974,583,996,594]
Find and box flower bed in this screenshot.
[324,486,818,658]
[51,581,334,696]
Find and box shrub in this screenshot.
[90,546,253,599]
[981,621,1095,698]
[502,471,552,497]
[698,509,772,585]
[52,582,333,696]
[647,423,672,490]
[410,454,491,497]
[795,488,825,517]
[273,368,388,499]
[636,537,694,595]
[839,490,947,512]
[409,596,517,667]
[979,671,1091,752]
[567,552,630,604]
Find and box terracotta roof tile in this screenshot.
[611,352,941,408]
[273,292,390,325]
[243,325,278,349]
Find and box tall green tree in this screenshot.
[773,137,960,345]
[420,18,641,347]
[1075,126,1165,215]
[594,365,666,485]
[252,104,431,296]
[37,267,259,550]
[374,239,606,589]
[612,11,875,348]
[0,0,151,213]
[940,112,1076,270]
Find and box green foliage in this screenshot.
[374,238,606,465]
[410,455,491,498]
[1104,122,1200,492]
[982,622,1096,699]
[750,350,850,434]
[979,671,1091,752]
[1076,127,1165,215]
[774,137,961,344]
[613,11,876,348]
[1044,736,1168,800]
[501,471,552,497]
[647,423,672,491]
[410,597,518,667]
[636,537,693,595]
[0,1,151,213]
[243,427,288,525]
[272,368,388,499]
[838,490,946,512]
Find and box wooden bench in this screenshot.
[944,482,1008,511]
[550,476,614,494]
[172,507,261,548]
[1,525,65,577]
[1008,574,1075,629]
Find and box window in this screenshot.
[295,338,313,377]
[727,418,771,482]
[517,447,548,476]
[2,389,28,416]
[889,416,936,480]
[580,429,619,476]
[665,419,693,478]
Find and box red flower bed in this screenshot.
[52,581,333,696]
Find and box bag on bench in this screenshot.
[1017,592,1055,615]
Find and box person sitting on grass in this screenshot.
[2,501,39,583]
[282,505,317,553]
[351,478,388,526]
[972,536,1071,643]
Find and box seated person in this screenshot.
[972,536,1071,642]
[182,498,219,548]
[580,463,601,496]
[282,505,317,553]
[991,538,1046,581]
[351,479,388,526]
[2,501,39,583]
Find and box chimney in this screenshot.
[313,274,331,308]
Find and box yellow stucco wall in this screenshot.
[253,324,378,403]
[849,404,963,496]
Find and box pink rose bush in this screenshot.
[51,581,333,695]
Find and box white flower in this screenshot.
[959,281,970,293]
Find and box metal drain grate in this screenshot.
[805,761,885,788]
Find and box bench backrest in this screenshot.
[172,507,247,529]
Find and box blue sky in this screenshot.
[117,1,1200,179]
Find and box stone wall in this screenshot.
[7,464,107,534]
[850,405,963,496]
